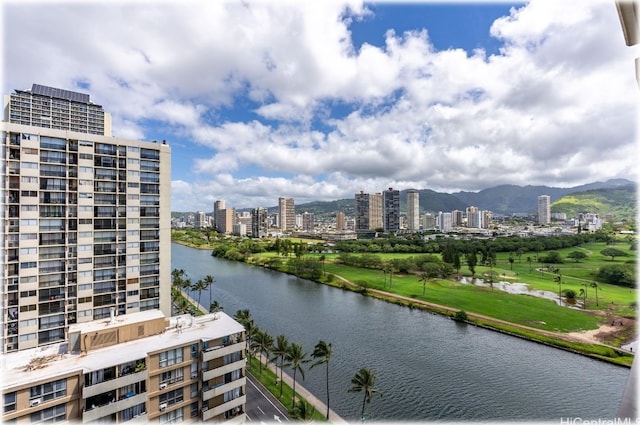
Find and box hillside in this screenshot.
[551,185,637,222]
[174,179,636,217]
[452,179,635,214]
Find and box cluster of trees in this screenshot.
[334,233,601,256]
[171,269,215,313]
[233,309,381,421]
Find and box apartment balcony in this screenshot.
[202,341,245,362]
[201,395,246,422]
[225,413,247,424]
[82,370,148,399]
[202,377,246,402]
[82,392,146,423]
[202,359,245,382]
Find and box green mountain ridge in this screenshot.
[551,185,637,222]
[173,179,637,219]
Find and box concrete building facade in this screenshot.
[2,85,171,353]
[406,189,420,231]
[383,188,400,233]
[1,310,247,423]
[278,197,295,231]
[538,195,551,225]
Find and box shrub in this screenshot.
[453,310,468,322]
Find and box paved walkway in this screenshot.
[255,352,347,423]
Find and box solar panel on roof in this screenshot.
[31,83,90,103]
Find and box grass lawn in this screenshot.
[321,262,603,333]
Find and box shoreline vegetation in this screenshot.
[171,233,636,368]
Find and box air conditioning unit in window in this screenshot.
[30,398,42,407]
[159,403,167,411]
[159,383,167,390]
[191,372,197,379]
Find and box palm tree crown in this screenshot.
[285,342,309,409]
[349,367,381,421]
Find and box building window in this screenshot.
[190,402,199,417]
[159,348,183,368]
[160,368,184,386]
[159,407,183,424]
[30,379,66,403]
[3,392,16,413]
[30,403,65,423]
[159,388,183,407]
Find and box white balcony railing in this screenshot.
[202,377,246,401]
[201,395,246,421]
[202,360,245,382]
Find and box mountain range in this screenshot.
[292,178,637,218]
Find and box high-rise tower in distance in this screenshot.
[406,189,420,231]
[2,84,171,353]
[383,187,400,233]
[278,197,295,231]
[538,195,551,224]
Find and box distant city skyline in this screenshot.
[4,1,637,211]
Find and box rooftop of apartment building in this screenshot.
[2,310,244,391]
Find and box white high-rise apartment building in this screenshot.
[406,189,420,231]
[538,195,551,224]
[438,211,452,233]
[2,84,171,353]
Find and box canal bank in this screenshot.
[172,242,630,421]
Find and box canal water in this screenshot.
[173,243,631,422]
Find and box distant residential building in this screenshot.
[423,213,437,229]
[1,310,247,423]
[466,206,480,228]
[213,200,225,230]
[251,207,269,238]
[232,222,247,236]
[406,189,420,231]
[452,210,464,226]
[6,83,110,135]
[538,195,551,225]
[481,210,492,229]
[354,191,383,231]
[195,211,207,228]
[216,208,235,234]
[336,212,346,231]
[551,212,567,221]
[278,197,295,231]
[383,188,400,233]
[302,212,315,231]
[438,212,452,233]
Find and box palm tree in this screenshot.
[192,278,208,311]
[234,309,255,365]
[271,335,289,398]
[252,329,273,375]
[554,271,562,305]
[285,343,309,409]
[209,300,223,313]
[348,367,381,421]
[590,282,600,306]
[234,309,252,326]
[292,399,316,422]
[310,340,332,419]
[419,272,428,296]
[204,274,215,306]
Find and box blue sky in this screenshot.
[3,1,638,211]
